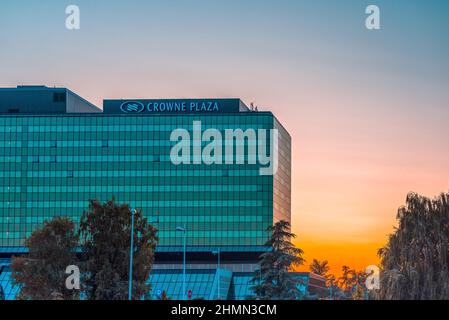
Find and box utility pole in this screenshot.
[128,208,136,300]
[176,225,187,300]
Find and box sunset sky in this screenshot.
[1,0,448,275]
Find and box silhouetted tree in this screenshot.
[336,265,369,299]
[338,265,355,295]
[309,259,340,299]
[352,270,369,300]
[11,217,79,300]
[375,192,449,300]
[79,198,158,300]
[250,220,305,300]
[325,273,337,299]
[309,259,329,276]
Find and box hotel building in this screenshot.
[0,85,294,300]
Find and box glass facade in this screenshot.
[150,269,217,300]
[273,119,292,224]
[0,113,290,250]
[227,273,255,300]
[149,268,233,300]
[0,259,18,300]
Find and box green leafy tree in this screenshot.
[11,217,79,300]
[250,220,305,300]
[375,192,449,300]
[79,198,158,300]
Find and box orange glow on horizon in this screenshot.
[293,239,384,277]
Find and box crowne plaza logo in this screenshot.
[120,101,145,113]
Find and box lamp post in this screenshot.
[176,225,187,300]
[128,208,136,300]
[212,248,221,300]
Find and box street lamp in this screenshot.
[128,208,136,300]
[212,249,221,300]
[176,225,187,300]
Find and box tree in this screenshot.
[352,270,369,300]
[338,265,355,294]
[250,220,305,300]
[309,259,329,276]
[375,192,449,300]
[325,273,336,297]
[79,198,158,300]
[11,217,79,300]
[337,265,369,299]
[309,259,340,299]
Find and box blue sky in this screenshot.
[1,0,448,106]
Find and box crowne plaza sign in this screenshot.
[103,98,249,114]
[148,100,219,112]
